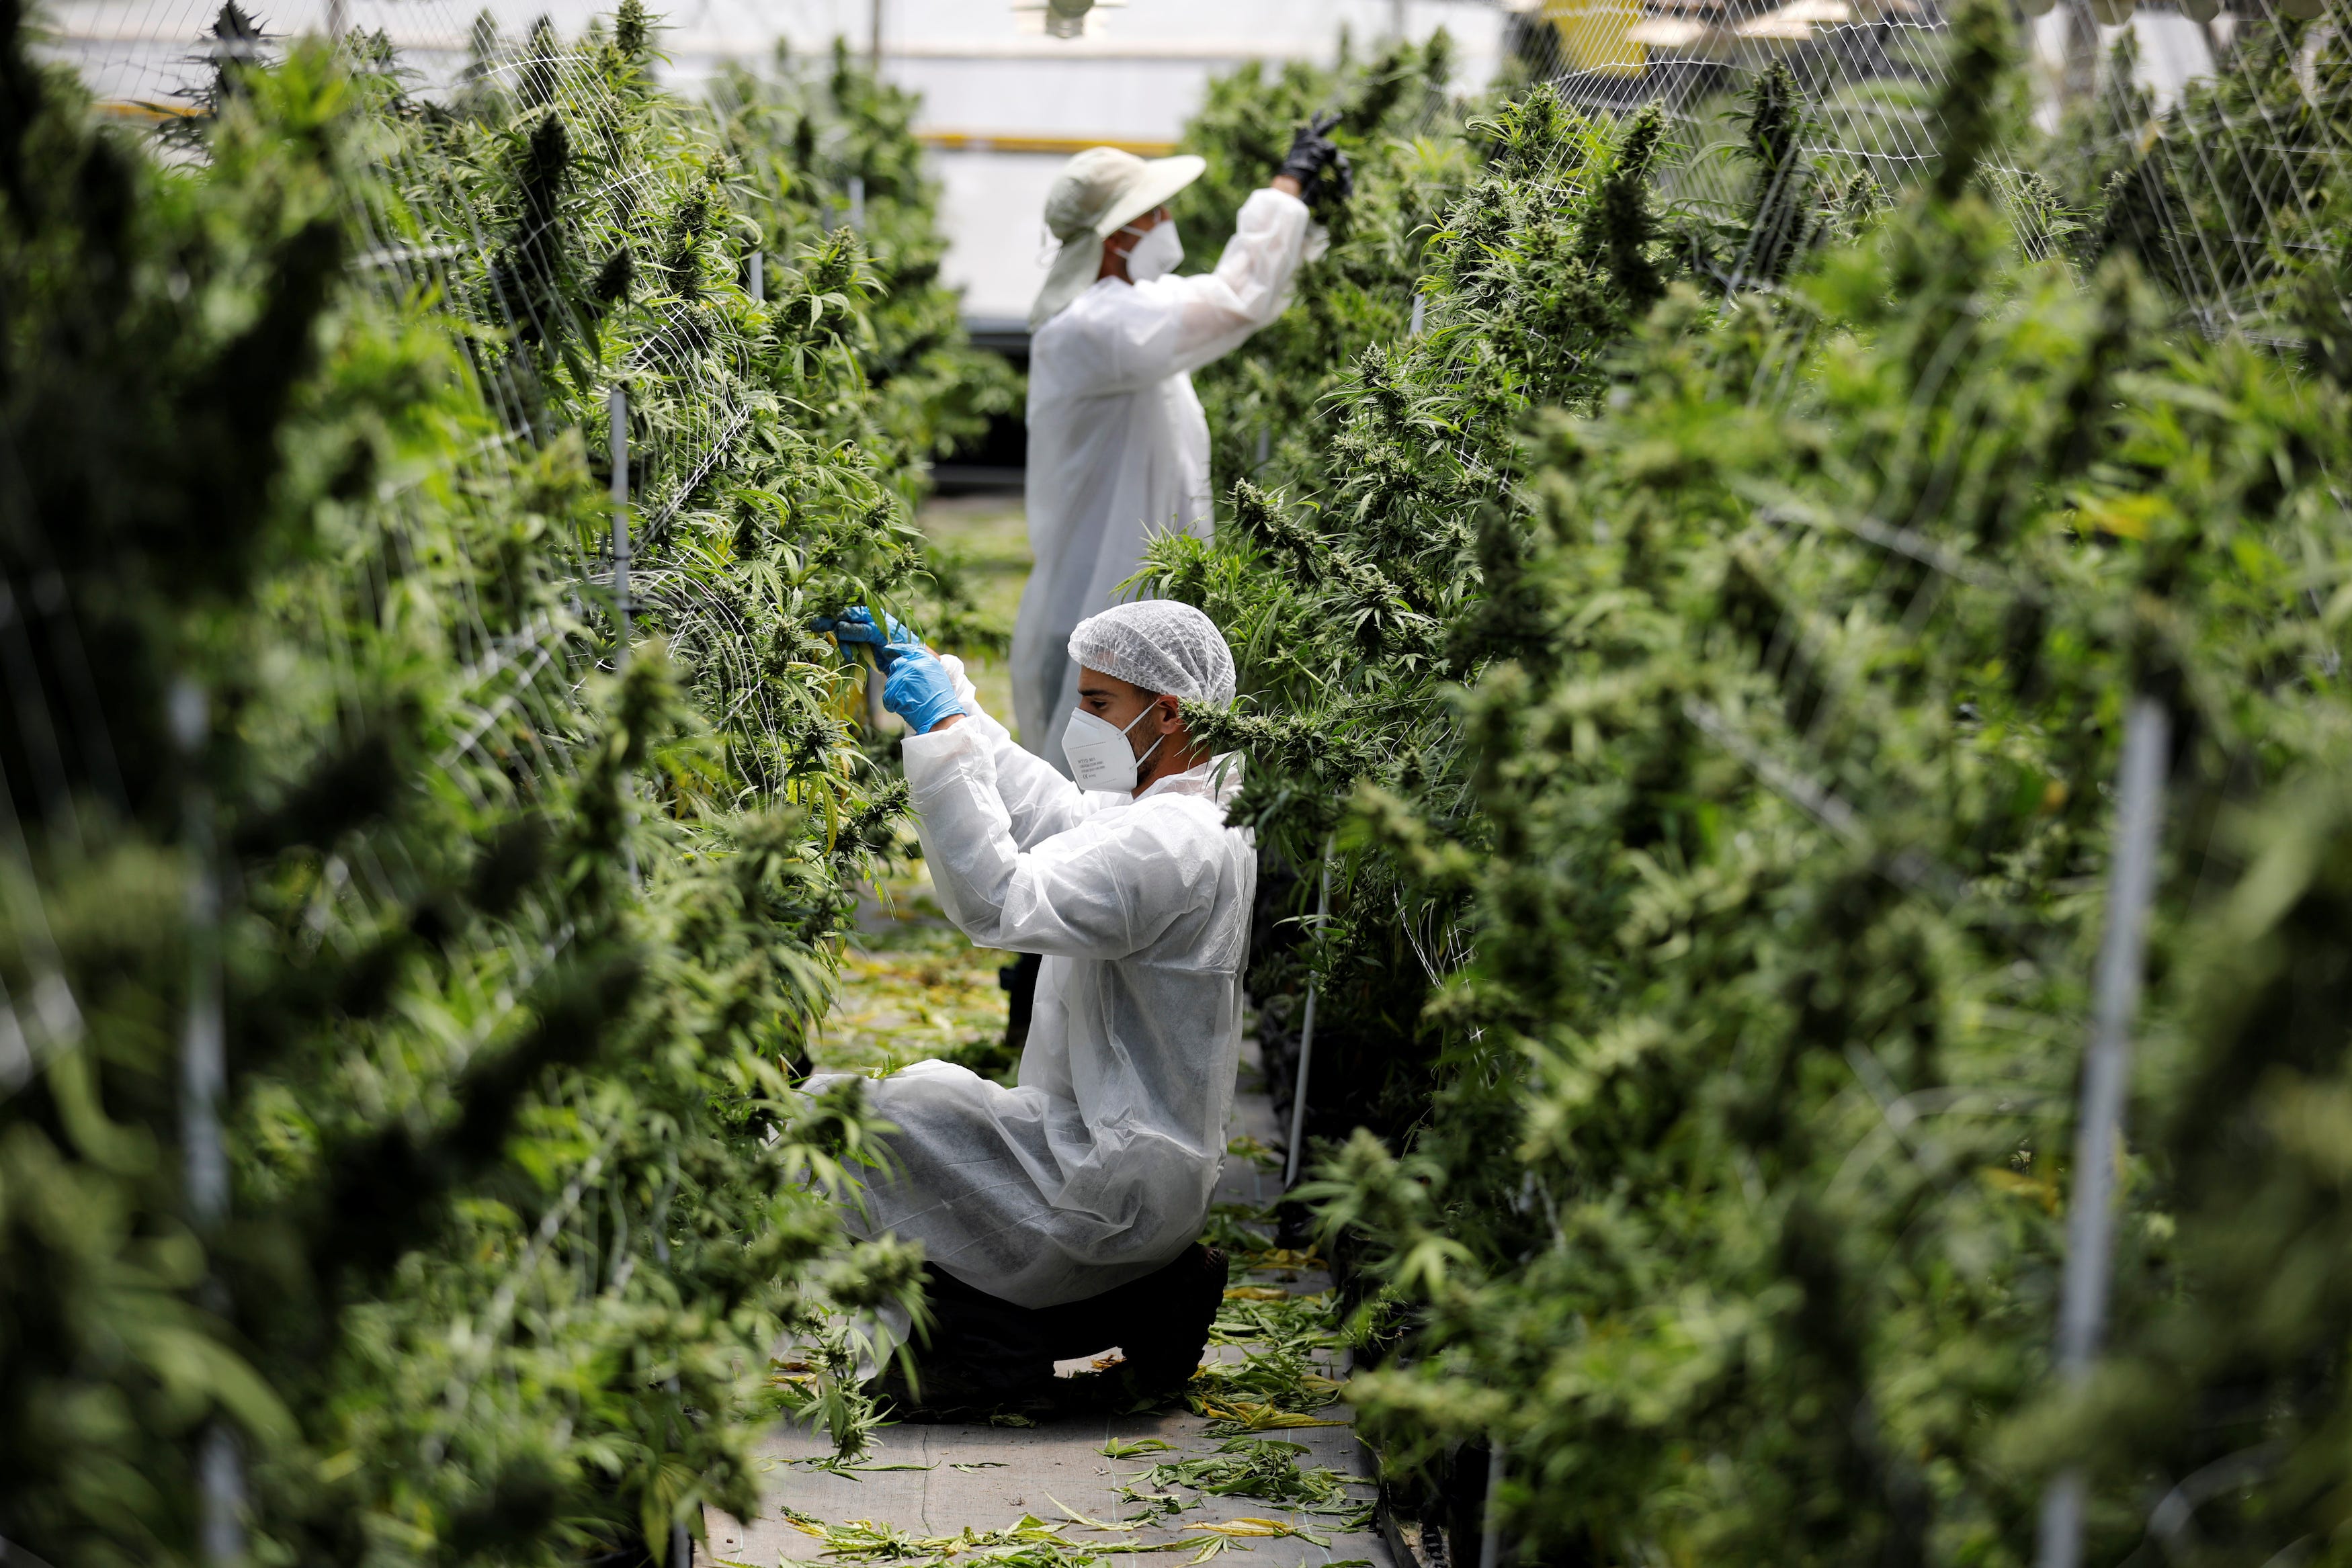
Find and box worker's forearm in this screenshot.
[928,713,965,732]
[1271,174,1302,198]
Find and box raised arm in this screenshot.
[814,608,1109,850]
[929,654,1108,849]
[1070,187,1312,395]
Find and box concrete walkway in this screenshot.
[706,1041,1392,1568]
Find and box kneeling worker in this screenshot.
[813,600,1253,1415]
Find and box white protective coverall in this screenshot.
[822,659,1256,1309]
[1013,187,1311,769]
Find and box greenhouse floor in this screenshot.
[707,1046,1389,1568]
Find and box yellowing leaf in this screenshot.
[1191,1396,1347,1431]
[1979,1166,2059,1214]
[2073,492,2170,539]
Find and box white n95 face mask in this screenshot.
[1119,218,1183,283]
[1062,703,1166,792]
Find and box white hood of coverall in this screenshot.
[1013,185,1310,771]
[816,650,1255,1309]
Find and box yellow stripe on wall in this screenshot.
[915,130,1179,157]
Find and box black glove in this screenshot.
[1277,110,1352,204]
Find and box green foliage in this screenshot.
[714,38,1022,466]
[19,0,2352,1561]
[1695,60,1823,290]
[1148,58,1882,1142]
[2062,775,2352,1563]
[0,2,995,1560]
[2046,5,2352,333]
[1175,33,1480,509]
[1153,3,2352,1561]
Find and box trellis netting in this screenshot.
[1,0,1009,1561]
[1144,3,2352,1566]
[1180,0,2342,462]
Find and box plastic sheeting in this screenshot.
[1011,185,1309,770]
[821,658,1257,1309]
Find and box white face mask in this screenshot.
[1118,218,1183,284]
[1061,701,1167,793]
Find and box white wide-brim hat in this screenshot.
[1029,146,1206,330]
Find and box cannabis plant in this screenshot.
[713,38,1021,472]
[1154,3,2352,1560]
[1147,54,1883,1156]
[2044,1,2352,335]
[0,3,956,1561]
[1177,32,1479,507]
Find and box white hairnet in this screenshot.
[1068,600,1236,707]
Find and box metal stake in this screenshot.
[1478,1443,1507,1568]
[1410,292,1426,337]
[847,175,866,232]
[607,388,643,885]
[1284,846,1334,1188]
[198,1431,246,1567]
[610,387,631,671]
[171,678,244,1567]
[651,1184,691,1567]
[173,681,226,1233]
[2034,694,2171,1568]
[749,251,764,303]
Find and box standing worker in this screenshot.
[811,600,1256,1417]
[999,118,1349,1053]
[1012,116,1351,769]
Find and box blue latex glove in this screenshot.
[812,606,921,669]
[883,647,968,734]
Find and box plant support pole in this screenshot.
[1284,844,1334,1189]
[610,387,631,672]
[608,389,641,885]
[651,1184,692,1568]
[1478,1443,1507,1568]
[2034,693,2171,1568]
[172,679,244,1566]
